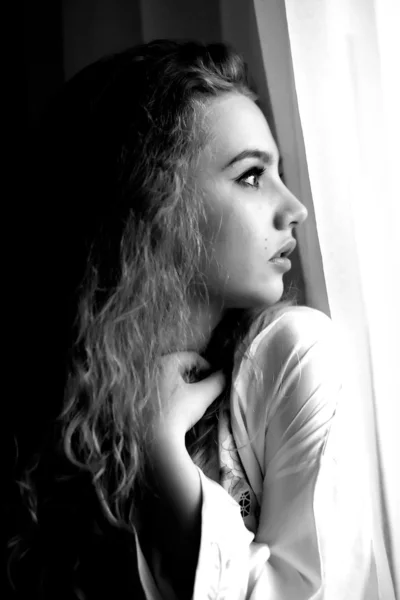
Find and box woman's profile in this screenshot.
[9,39,376,599]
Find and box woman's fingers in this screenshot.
[160,351,211,378]
[185,370,226,407]
[153,353,226,436]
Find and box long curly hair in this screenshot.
[9,39,299,599]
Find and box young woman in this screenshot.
[10,39,376,599]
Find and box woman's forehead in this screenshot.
[198,93,278,170]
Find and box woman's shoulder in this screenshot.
[232,306,341,437]
[232,305,339,393]
[245,305,334,357]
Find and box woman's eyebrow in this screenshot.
[222,149,281,170]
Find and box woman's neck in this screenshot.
[186,298,226,355]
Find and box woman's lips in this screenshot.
[269,256,292,270]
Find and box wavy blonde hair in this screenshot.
[9,39,300,598]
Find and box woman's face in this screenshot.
[194,92,308,309]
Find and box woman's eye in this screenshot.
[237,167,265,189]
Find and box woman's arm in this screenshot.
[142,432,202,600]
[230,306,377,598]
[137,353,225,599]
[134,307,377,599]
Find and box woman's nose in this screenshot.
[274,188,308,230]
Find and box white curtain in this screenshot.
[281,2,399,597]
[222,0,399,598]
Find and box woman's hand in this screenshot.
[140,352,225,597]
[150,351,226,441]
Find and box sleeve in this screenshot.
[134,307,377,599]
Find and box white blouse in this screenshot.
[134,306,379,599]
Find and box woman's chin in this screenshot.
[220,280,284,310]
[253,277,285,308]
